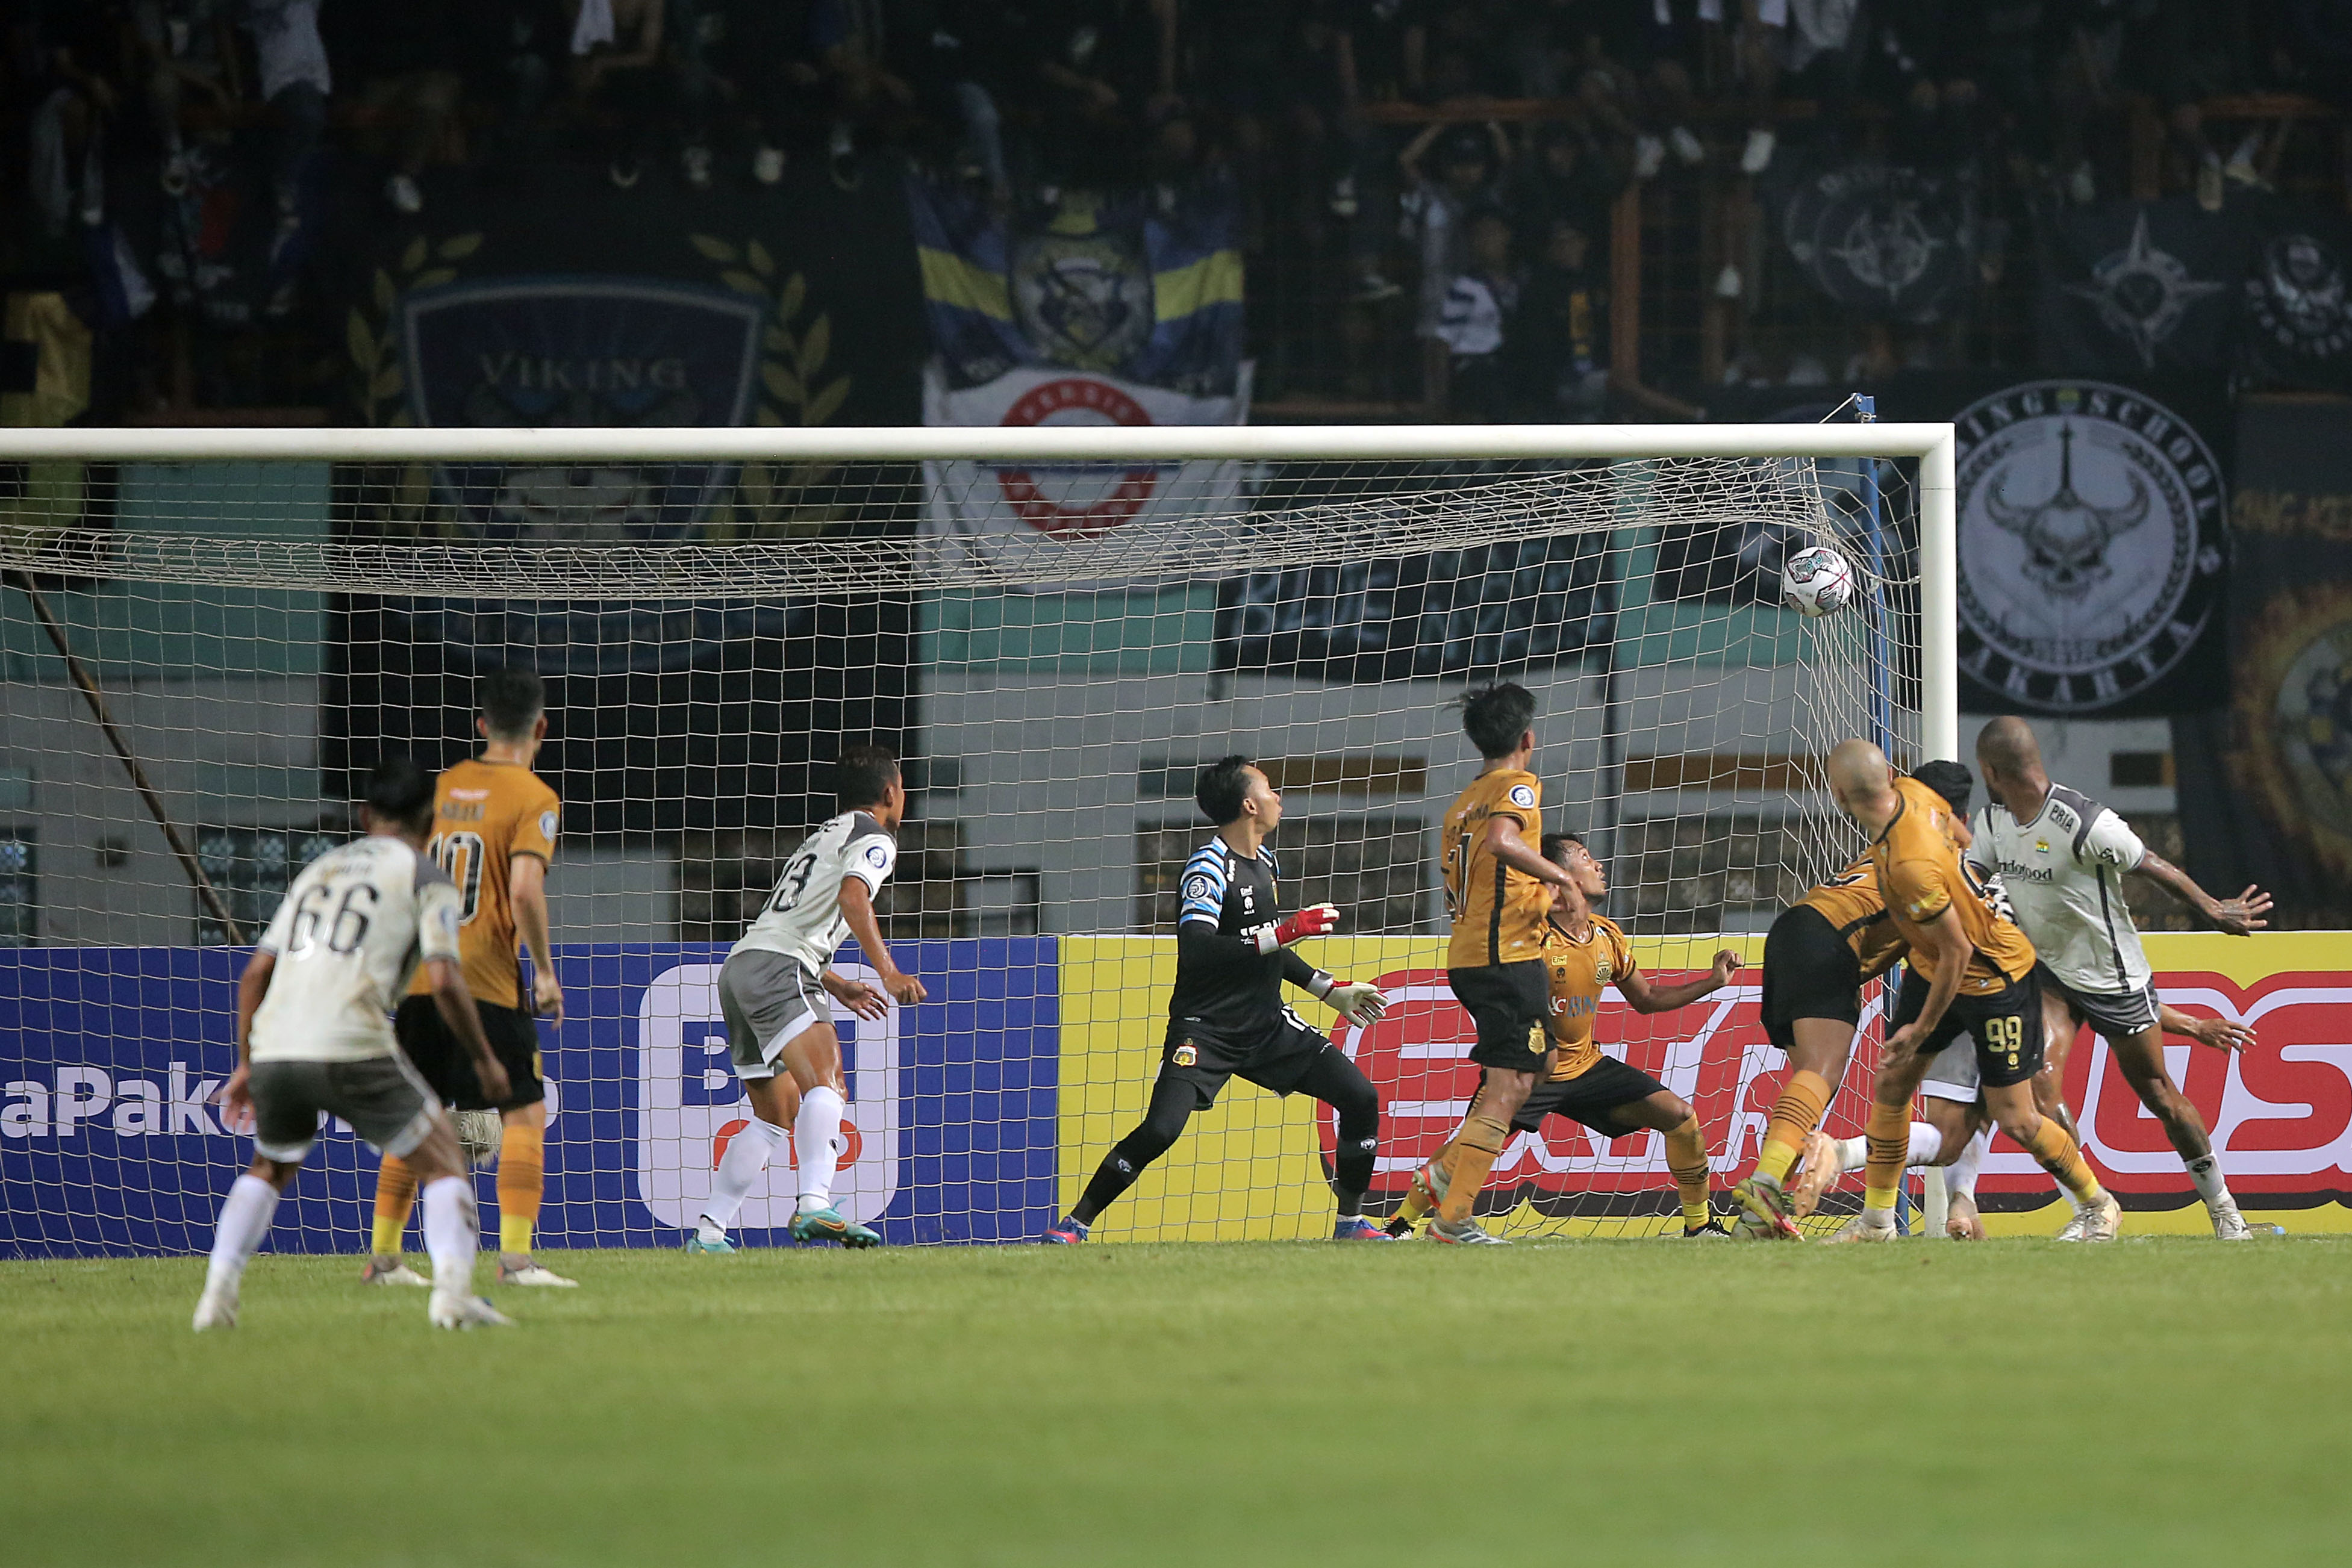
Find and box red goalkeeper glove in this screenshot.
[1253,903,1340,953]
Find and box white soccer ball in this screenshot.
[1780,545,1855,618]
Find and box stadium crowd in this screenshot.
[4,1,2340,417]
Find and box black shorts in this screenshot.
[1509,1056,1670,1136]
[1759,904,1863,1054]
[1160,1013,1330,1110]
[1888,966,2044,1090]
[1449,962,1555,1074]
[394,995,546,1111]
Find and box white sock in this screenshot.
[700,1115,787,1236]
[1947,1126,1991,1201]
[422,1176,479,1301]
[1833,1136,1865,1172]
[1906,1121,1942,1167]
[203,1174,281,1298]
[794,1084,846,1213]
[2186,1152,2237,1213]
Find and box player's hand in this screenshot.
[1711,949,1744,986]
[1883,1022,1925,1060]
[882,970,928,1007]
[2208,885,2272,936]
[1327,981,1387,1027]
[2185,1015,2256,1053]
[473,1057,513,1107]
[216,1066,255,1136]
[1263,904,1341,951]
[827,973,889,1021]
[532,969,565,1026]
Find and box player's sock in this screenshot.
[1862,1101,1909,1218]
[701,1115,787,1236]
[420,1175,479,1300]
[1435,1113,1509,1225]
[2186,1152,2238,1215]
[793,1084,846,1215]
[496,1119,543,1257]
[1755,1069,1831,1185]
[1664,1115,1710,1231]
[1832,1121,1941,1173]
[1329,1090,1379,1218]
[1384,1143,1453,1233]
[2019,1118,2104,1206]
[370,1154,416,1259]
[203,1174,281,1298]
[1946,1126,1991,1201]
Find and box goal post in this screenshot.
[0,421,1956,1253]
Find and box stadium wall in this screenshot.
[4,933,2348,1255]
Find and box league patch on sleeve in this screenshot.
[539,810,560,843]
[1184,874,1216,903]
[864,844,891,869]
[1508,783,1537,810]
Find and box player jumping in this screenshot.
[366,666,573,1289]
[1043,756,1389,1242]
[687,744,925,1252]
[195,758,513,1331]
[1970,717,2269,1240]
[1387,832,1742,1240]
[1823,739,2119,1244]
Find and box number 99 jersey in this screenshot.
[729,810,900,974]
[250,836,463,1065]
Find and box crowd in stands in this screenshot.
[5,1,2345,417]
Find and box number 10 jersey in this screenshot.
[251,836,463,1064]
[731,810,900,975]
[403,758,560,1013]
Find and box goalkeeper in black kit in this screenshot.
[1045,756,1394,1242]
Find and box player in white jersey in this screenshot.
[1970,717,2272,1240]
[687,744,927,1252]
[193,759,514,1331]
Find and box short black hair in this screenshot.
[363,755,435,832]
[479,665,546,742]
[1195,754,1256,826]
[1458,682,1537,759]
[1911,759,1973,815]
[1540,831,1585,867]
[836,744,900,810]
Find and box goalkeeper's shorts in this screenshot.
[1159,1012,1330,1109]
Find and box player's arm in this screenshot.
[1485,815,1577,891]
[2130,850,2272,938]
[1886,902,1971,1057]
[2162,1001,2256,1053]
[508,853,563,1024]
[838,874,927,1006]
[1618,948,1743,1013]
[1279,947,1388,1025]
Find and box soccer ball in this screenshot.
[1779,546,1854,617]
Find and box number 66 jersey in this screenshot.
[250,837,463,1064]
[731,810,900,974]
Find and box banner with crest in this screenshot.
[2033,199,2250,377]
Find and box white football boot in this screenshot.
[191,1287,239,1332]
[429,1292,516,1330]
[1820,1212,1898,1245]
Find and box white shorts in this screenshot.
[718,949,828,1080]
[1919,1034,1980,1106]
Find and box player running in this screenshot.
[688,744,923,1252]
[1970,717,2270,1240]
[1823,738,2120,1244]
[1043,756,1389,1243]
[195,758,513,1331]
[364,667,572,1289]
[1421,683,1582,1245]
[1387,833,1742,1240]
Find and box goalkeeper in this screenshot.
[1045,757,1391,1243]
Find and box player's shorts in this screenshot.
[394,995,546,1110]
[1918,1033,1980,1104]
[1759,904,1862,1054]
[717,948,829,1081]
[1449,962,1555,1074]
[1508,1056,1669,1135]
[1159,1012,1332,1109]
[249,1054,437,1164]
[2036,962,2162,1043]
[1888,966,2045,1090]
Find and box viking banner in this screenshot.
[2035,198,2250,376]
[1779,161,1976,323]
[2239,197,2352,393]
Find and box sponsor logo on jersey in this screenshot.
[1955,380,2226,712]
[1508,784,1538,810]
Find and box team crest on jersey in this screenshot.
[1173,1042,1198,1067]
[2035,838,2049,853]
[1509,784,1536,809]
[1954,380,2226,712]
[1592,956,1613,985]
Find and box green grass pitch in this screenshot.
[5,1237,2348,1566]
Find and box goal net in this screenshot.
[0,424,1950,1254]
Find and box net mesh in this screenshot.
[0,442,1924,1252]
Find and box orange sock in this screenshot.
[1664,1116,1711,1230]
[1756,1069,1832,1186]
[1436,1113,1509,1225]
[370,1154,416,1257]
[496,1119,544,1256]
[1863,1100,1909,1215]
[2020,1117,2104,1206]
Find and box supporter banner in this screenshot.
[0,940,1056,1257]
[1779,161,1976,324]
[906,173,1246,395]
[920,362,1252,585]
[2035,198,2249,376]
[2239,198,2352,393]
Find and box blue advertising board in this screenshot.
[0,940,1058,1257]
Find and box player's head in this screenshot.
[837,743,903,821]
[1541,831,1606,902]
[1826,738,1896,826]
[478,665,547,748]
[1458,681,1536,761]
[1911,760,1973,815]
[1196,754,1280,832]
[360,754,436,840]
[1974,715,2044,789]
